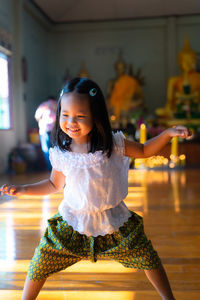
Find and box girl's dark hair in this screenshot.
[51,77,113,157]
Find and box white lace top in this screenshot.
[49,131,131,237]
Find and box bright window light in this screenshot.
[0,51,11,129]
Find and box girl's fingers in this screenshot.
[178,126,193,138]
[186,130,193,140]
[7,186,17,195]
[0,184,8,191]
[0,184,8,195]
[0,184,18,196]
[188,129,193,136]
[175,127,191,138]
[179,130,187,136]
[8,187,14,195]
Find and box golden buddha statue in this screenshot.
[77,62,89,78]
[156,37,200,118]
[107,53,143,121]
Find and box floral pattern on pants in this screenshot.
[27,211,161,281]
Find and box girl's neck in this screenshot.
[70,140,91,154]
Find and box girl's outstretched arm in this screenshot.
[0,168,66,197]
[125,125,191,158]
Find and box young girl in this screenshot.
[1,78,190,300]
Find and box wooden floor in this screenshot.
[0,168,200,299]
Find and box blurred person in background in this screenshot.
[35,96,57,170]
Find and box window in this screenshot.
[0,51,11,129]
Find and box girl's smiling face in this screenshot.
[59,92,93,144]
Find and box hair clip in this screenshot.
[60,89,64,98]
[89,88,97,96]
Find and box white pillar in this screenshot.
[11,0,27,144]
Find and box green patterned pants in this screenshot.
[28,211,161,281]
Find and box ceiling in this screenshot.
[30,0,200,24]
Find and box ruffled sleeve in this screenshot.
[113,131,126,156]
[49,146,63,172]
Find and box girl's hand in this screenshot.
[167,126,192,139]
[0,184,25,196]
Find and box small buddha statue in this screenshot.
[156,37,200,118]
[107,53,143,121]
[77,62,90,78]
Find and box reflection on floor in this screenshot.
[0,169,200,299]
